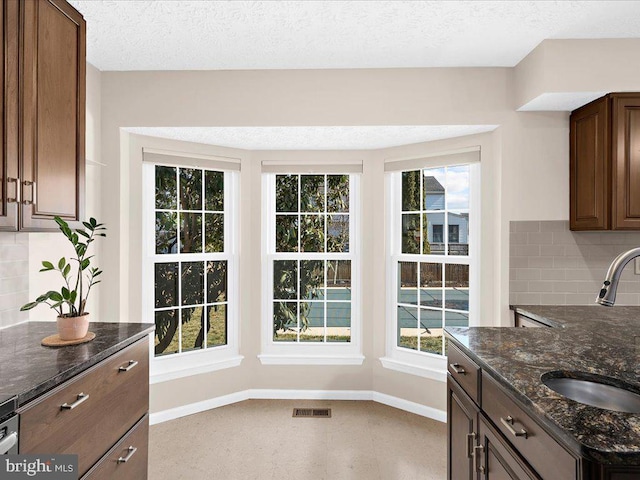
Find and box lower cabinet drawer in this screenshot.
[82,415,149,480]
[482,372,576,480]
[448,342,481,405]
[18,339,149,477]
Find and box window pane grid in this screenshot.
[401,167,470,257]
[154,258,229,355]
[271,173,352,344]
[396,164,471,357]
[273,258,351,343]
[153,164,229,357]
[396,258,470,355]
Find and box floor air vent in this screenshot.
[292,408,332,418]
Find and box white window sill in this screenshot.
[151,354,244,384]
[379,356,446,382]
[258,354,365,366]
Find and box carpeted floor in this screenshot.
[149,399,447,480]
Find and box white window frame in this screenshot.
[381,154,480,382]
[142,156,242,384]
[259,172,363,365]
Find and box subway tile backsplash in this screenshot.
[510,221,640,306]
[0,233,29,327]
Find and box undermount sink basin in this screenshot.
[541,372,640,413]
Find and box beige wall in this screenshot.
[28,63,103,321]
[100,67,513,327]
[96,43,640,415]
[101,68,554,414]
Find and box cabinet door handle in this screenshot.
[117,446,137,463]
[6,178,19,203]
[119,360,139,372]
[21,180,36,206]
[500,415,528,439]
[60,393,89,410]
[466,432,476,458]
[473,445,485,474]
[449,363,466,374]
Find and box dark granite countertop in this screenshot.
[0,321,154,407]
[445,305,640,465]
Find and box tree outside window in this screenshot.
[271,174,353,343]
[152,165,229,356]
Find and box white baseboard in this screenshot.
[150,390,249,425]
[150,389,446,425]
[247,389,374,401]
[372,391,447,423]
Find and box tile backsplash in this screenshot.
[0,233,29,327]
[510,221,640,306]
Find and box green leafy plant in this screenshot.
[21,217,106,317]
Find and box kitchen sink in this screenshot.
[541,371,640,413]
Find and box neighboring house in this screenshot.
[424,175,445,210]
[423,176,468,255]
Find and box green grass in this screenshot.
[398,335,444,354]
[272,333,444,353]
[273,333,351,342]
[155,306,227,355]
[158,313,445,356]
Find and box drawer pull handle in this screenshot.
[466,432,476,458]
[500,415,528,439]
[61,393,89,410]
[119,360,139,372]
[449,363,466,374]
[473,445,485,473]
[118,446,137,463]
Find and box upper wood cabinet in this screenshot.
[0,0,85,232]
[570,93,640,231]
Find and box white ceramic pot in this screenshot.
[57,313,90,341]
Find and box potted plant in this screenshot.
[21,217,106,340]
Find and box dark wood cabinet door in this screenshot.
[612,95,640,229]
[477,416,539,480]
[570,96,610,230]
[448,377,478,480]
[20,0,85,230]
[0,0,19,230]
[81,415,149,480]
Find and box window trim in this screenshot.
[142,158,243,383]
[260,173,363,365]
[381,156,480,378]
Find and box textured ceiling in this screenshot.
[69,1,640,71]
[124,126,499,150]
